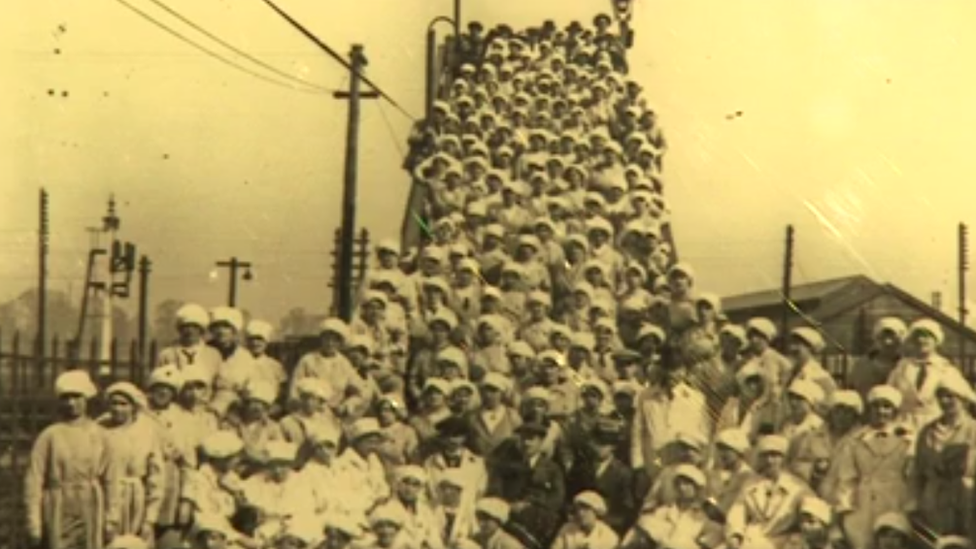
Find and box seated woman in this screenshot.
[622,464,718,549]
[239,441,316,539]
[550,491,620,549]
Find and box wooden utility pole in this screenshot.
[959,223,969,363]
[334,44,379,322]
[138,256,151,362]
[215,257,253,308]
[38,188,49,360]
[780,225,795,350]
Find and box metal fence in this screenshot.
[0,331,315,549]
[2,334,975,547]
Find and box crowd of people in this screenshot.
[23,12,976,549]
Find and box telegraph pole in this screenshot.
[138,256,151,362]
[99,197,121,364]
[38,189,49,360]
[780,225,795,350]
[215,257,253,308]
[334,44,379,322]
[959,223,969,363]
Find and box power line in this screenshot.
[141,0,334,93]
[111,0,327,95]
[256,0,419,121]
[374,101,406,157]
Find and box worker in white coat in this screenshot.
[157,303,223,386]
[831,385,913,549]
[725,435,812,549]
[885,319,956,430]
[209,306,263,417]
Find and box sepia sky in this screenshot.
[4,0,976,332]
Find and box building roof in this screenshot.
[722,274,976,343]
[721,275,873,313]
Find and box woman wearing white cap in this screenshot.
[473,498,522,549]
[244,320,288,395]
[350,291,395,374]
[385,466,445,549]
[221,380,286,475]
[519,291,558,354]
[787,390,862,497]
[25,370,121,549]
[726,435,812,549]
[375,395,421,470]
[279,378,341,449]
[551,491,619,549]
[885,319,958,431]
[157,303,222,385]
[706,429,757,515]
[782,497,836,549]
[471,315,514,378]
[240,441,315,534]
[98,382,166,544]
[182,431,245,526]
[845,318,907,403]
[208,306,263,418]
[623,464,715,549]
[908,368,976,539]
[829,385,912,549]
[144,365,197,546]
[780,380,826,445]
[289,318,367,417]
[744,318,794,397]
[784,328,837,406]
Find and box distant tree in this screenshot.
[0,288,81,340]
[153,299,182,344]
[279,307,315,338]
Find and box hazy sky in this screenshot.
[4,0,976,334]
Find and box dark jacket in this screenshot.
[565,450,637,535]
[487,438,566,547]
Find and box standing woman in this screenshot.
[909,369,976,540]
[25,370,121,549]
[99,382,166,544]
[830,386,913,549]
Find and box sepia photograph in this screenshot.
[3,0,976,548]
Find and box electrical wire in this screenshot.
[141,0,334,93]
[256,0,419,121]
[374,101,406,158]
[111,0,327,95]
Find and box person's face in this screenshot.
[320,332,342,355]
[829,406,859,432]
[614,393,634,414]
[210,324,236,347]
[196,531,229,549]
[324,529,352,549]
[759,451,785,476]
[479,325,500,345]
[268,462,292,482]
[421,258,440,276]
[529,302,546,320]
[588,231,608,248]
[247,336,268,356]
[397,477,424,502]
[430,323,451,346]
[742,377,765,400]
[573,505,598,529]
[457,270,474,286]
[345,347,369,370]
[480,385,502,408]
[668,273,691,295]
[476,514,500,537]
[913,332,937,356]
[595,328,613,347]
[425,389,447,409]
[244,399,270,420]
[788,339,814,364]
[373,522,399,547]
[300,393,325,414]
[378,250,398,268]
[178,323,204,345]
[438,483,463,507]
[875,529,907,549]
[439,362,462,381]
[799,514,828,544]
[109,394,135,424]
[451,389,473,411]
[716,446,741,469]
[573,291,590,309]
[788,394,812,419]
[719,334,743,357]
[312,441,337,465]
[568,347,589,365]
[584,268,604,287]
[355,434,382,457]
[748,332,770,352]
[520,432,545,456]
[581,388,603,412]
[59,393,87,419]
[674,477,699,502]
[149,384,176,409]
[936,388,961,415]
[378,403,397,426]
[678,444,702,465]
[870,400,896,426]
[363,301,385,323]
[876,329,902,354]
[182,381,208,405]
[543,362,561,383]
[697,303,716,323]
